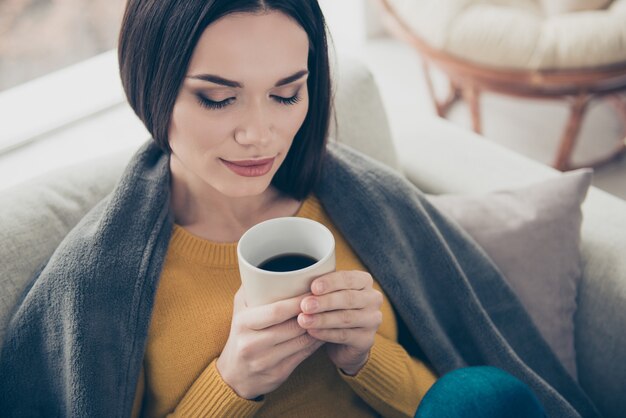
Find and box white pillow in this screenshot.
[428,169,592,380]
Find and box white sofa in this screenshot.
[394,118,626,418]
[1,57,624,418]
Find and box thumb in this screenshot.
[233,287,248,313]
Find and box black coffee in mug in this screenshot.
[258,253,318,272]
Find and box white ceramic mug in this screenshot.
[237,217,336,307]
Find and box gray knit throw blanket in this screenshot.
[0,141,599,417]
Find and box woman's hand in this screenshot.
[297,271,383,376]
[216,288,324,400]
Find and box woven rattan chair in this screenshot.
[377,0,626,170]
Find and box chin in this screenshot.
[218,181,271,199]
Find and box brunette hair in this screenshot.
[118,0,331,199]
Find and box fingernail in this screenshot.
[313,282,324,294]
[304,299,318,313]
[300,315,313,325]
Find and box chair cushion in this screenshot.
[428,169,592,380]
[386,0,626,70]
[540,0,612,17]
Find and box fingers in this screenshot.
[296,271,383,359]
[245,333,324,378]
[306,327,374,349]
[266,332,323,367]
[278,339,326,375]
[233,294,311,351]
[310,271,373,296]
[297,309,382,330]
[242,293,309,330]
[220,288,321,399]
[302,271,381,315]
[263,317,307,346]
[301,288,382,315]
[233,287,247,312]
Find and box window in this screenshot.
[0,1,142,189]
[0,0,126,92]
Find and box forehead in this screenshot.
[187,11,309,82]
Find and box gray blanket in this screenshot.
[0,141,599,417]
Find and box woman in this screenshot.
[0,1,599,417]
[125,3,425,416]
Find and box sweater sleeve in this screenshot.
[166,359,264,417]
[339,333,437,418]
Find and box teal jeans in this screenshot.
[414,367,547,418]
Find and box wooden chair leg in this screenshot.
[585,94,626,168]
[554,94,626,171]
[422,60,460,118]
[462,83,482,134]
[609,94,626,122]
[553,94,590,171]
[608,95,626,160]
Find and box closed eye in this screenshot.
[272,94,301,105]
[196,93,302,110]
[196,95,234,110]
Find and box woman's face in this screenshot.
[168,11,310,198]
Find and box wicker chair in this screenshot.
[377,0,626,170]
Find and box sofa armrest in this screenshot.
[397,115,626,418]
[0,148,134,346]
[575,189,626,418]
[398,116,559,193]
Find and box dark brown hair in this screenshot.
[118,0,331,199]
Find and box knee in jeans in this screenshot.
[415,366,546,418]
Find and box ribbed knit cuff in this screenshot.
[339,334,438,418]
[339,334,407,401]
[175,359,264,417]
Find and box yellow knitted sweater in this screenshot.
[132,195,437,417]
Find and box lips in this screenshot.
[221,157,275,177]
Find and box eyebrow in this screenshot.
[186,69,309,88]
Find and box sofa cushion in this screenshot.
[428,169,592,380]
[331,55,399,171]
[0,149,134,347]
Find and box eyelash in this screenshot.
[196,93,301,110]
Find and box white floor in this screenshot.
[352,37,626,201]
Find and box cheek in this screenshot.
[282,100,309,137]
[169,102,232,151]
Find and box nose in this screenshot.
[235,101,272,146]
